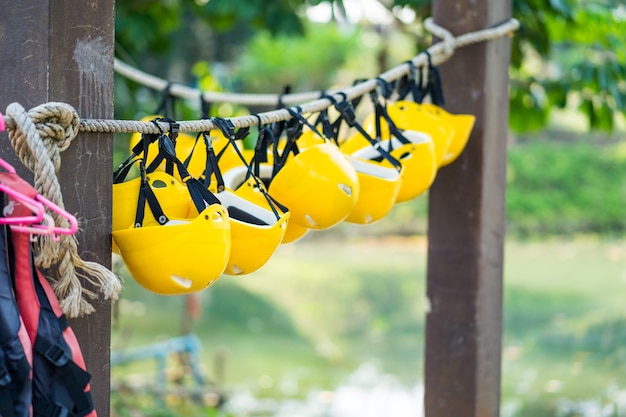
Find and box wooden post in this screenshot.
[425,1,512,417]
[0,1,114,415]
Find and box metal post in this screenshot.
[425,1,512,416]
[0,1,114,415]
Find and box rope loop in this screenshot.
[4,101,121,318]
[424,17,455,58]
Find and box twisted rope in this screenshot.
[104,17,519,133]
[5,102,121,318]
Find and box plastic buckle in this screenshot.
[0,364,11,386]
[45,344,71,367]
[335,101,356,126]
[46,402,69,417]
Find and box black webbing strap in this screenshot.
[149,128,222,213]
[134,177,168,227]
[370,80,414,150]
[214,117,288,221]
[0,350,27,417]
[113,131,160,184]
[250,124,275,179]
[33,338,93,417]
[135,131,168,227]
[199,95,212,120]
[424,51,445,106]
[397,60,420,101]
[33,397,72,417]
[200,132,225,192]
[333,98,403,171]
[154,82,177,119]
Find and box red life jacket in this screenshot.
[0,224,32,417]
[0,172,97,417]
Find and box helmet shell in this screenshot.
[209,188,289,276]
[344,156,402,225]
[112,205,231,295]
[362,101,455,166]
[419,103,475,166]
[354,132,437,203]
[222,164,308,244]
[269,143,359,230]
[112,172,191,254]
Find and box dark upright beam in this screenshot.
[425,1,512,417]
[0,1,114,415]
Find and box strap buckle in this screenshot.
[43,402,69,417]
[0,364,11,386]
[45,344,71,367]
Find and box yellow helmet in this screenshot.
[112,204,231,295]
[419,103,475,166]
[341,124,437,203]
[112,171,191,234]
[363,101,454,166]
[344,155,403,224]
[222,162,305,245]
[350,132,437,203]
[280,222,310,243]
[208,165,290,276]
[269,142,359,229]
[114,129,232,293]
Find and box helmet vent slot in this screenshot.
[305,214,318,227]
[151,179,167,188]
[171,275,192,288]
[228,206,269,226]
[338,184,352,197]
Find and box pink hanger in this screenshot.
[0,183,46,226]
[0,158,78,237]
[0,113,5,133]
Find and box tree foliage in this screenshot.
[115,0,626,132]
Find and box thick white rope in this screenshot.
[5,103,121,317]
[104,17,519,134]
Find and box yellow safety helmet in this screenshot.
[207,165,290,276]
[280,222,310,243]
[114,128,232,294]
[350,132,437,203]
[222,163,306,245]
[341,127,437,203]
[419,103,475,166]
[344,155,403,224]
[112,171,191,234]
[363,101,455,166]
[112,204,231,295]
[269,142,359,229]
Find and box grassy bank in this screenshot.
[112,236,626,415]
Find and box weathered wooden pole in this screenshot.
[425,1,512,417]
[0,1,114,415]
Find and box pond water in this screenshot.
[224,362,424,417]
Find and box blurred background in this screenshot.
[110,1,626,416]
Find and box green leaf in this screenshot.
[548,0,574,18]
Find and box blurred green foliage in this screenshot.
[230,24,360,94]
[375,134,626,238]
[115,0,626,133]
[506,138,626,237]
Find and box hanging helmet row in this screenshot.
[112,65,475,296]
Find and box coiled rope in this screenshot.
[5,103,121,317]
[0,17,518,317]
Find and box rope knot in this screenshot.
[6,102,80,173]
[5,101,121,317]
[32,102,80,153]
